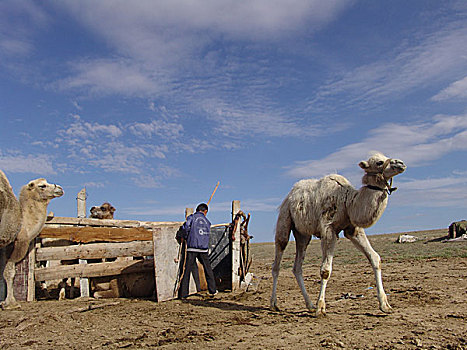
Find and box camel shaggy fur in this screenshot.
[270,152,406,316]
[0,171,22,249]
[1,175,63,309]
[90,202,115,219]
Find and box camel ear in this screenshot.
[359,161,369,170]
[28,182,35,189]
[110,206,116,213]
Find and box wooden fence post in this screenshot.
[77,188,90,297]
[231,200,241,291]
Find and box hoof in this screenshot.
[380,302,392,314]
[306,302,316,313]
[270,301,280,312]
[315,309,326,317]
[316,299,326,317]
[1,301,21,310]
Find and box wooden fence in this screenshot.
[0,200,243,303]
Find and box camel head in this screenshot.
[22,178,64,203]
[90,202,115,219]
[359,152,406,193]
[359,152,406,179]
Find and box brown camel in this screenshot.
[90,202,116,219]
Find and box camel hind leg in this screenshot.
[292,231,314,311]
[270,201,293,311]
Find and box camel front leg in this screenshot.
[345,227,391,313]
[316,232,337,317]
[1,261,20,309]
[292,232,314,312]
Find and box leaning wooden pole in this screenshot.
[207,181,220,206]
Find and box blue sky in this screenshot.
[1,1,466,242]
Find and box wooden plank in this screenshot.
[45,217,183,229]
[76,189,90,297]
[34,259,154,281]
[79,259,90,297]
[231,200,241,291]
[36,241,154,261]
[46,217,145,228]
[27,240,37,302]
[39,226,155,242]
[153,225,186,302]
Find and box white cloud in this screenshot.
[286,114,467,178]
[51,0,352,110]
[129,120,184,139]
[432,76,467,101]
[88,142,149,174]
[0,0,49,57]
[82,181,106,188]
[201,99,321,138]
[60,115,122,140]
[396,175,467,208]
[308,21,467,110]
[55,59,161,97]
[0,151,55,174]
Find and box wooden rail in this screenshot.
[36,241,154,261]
[35,259,154,281]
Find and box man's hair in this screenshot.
[196,203,208,212]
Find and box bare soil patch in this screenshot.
[1,229,466,349]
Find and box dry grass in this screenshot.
[250,228,466,271]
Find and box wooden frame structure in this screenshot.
[0,201,243,303]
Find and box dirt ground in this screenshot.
[1,229,466,349]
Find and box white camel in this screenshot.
[270,152,406,316]
[1,172,63,309]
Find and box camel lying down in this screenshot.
[271,152,406,317]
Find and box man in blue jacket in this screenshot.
[179,203,217,298]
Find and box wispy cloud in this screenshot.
[0,150,55,175]
[432,75,467,101]
[286,114,467,178]
[47,1,352,140]
[308,20,467,110]
[60,115,122,139]
[55,59,162,97]
[396,175,467,208]
[0,0,49,57]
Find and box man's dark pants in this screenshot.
[180,251,217,298]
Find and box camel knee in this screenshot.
[368,253,381,270]
[320,269,330,280]
[3,262,15,281]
